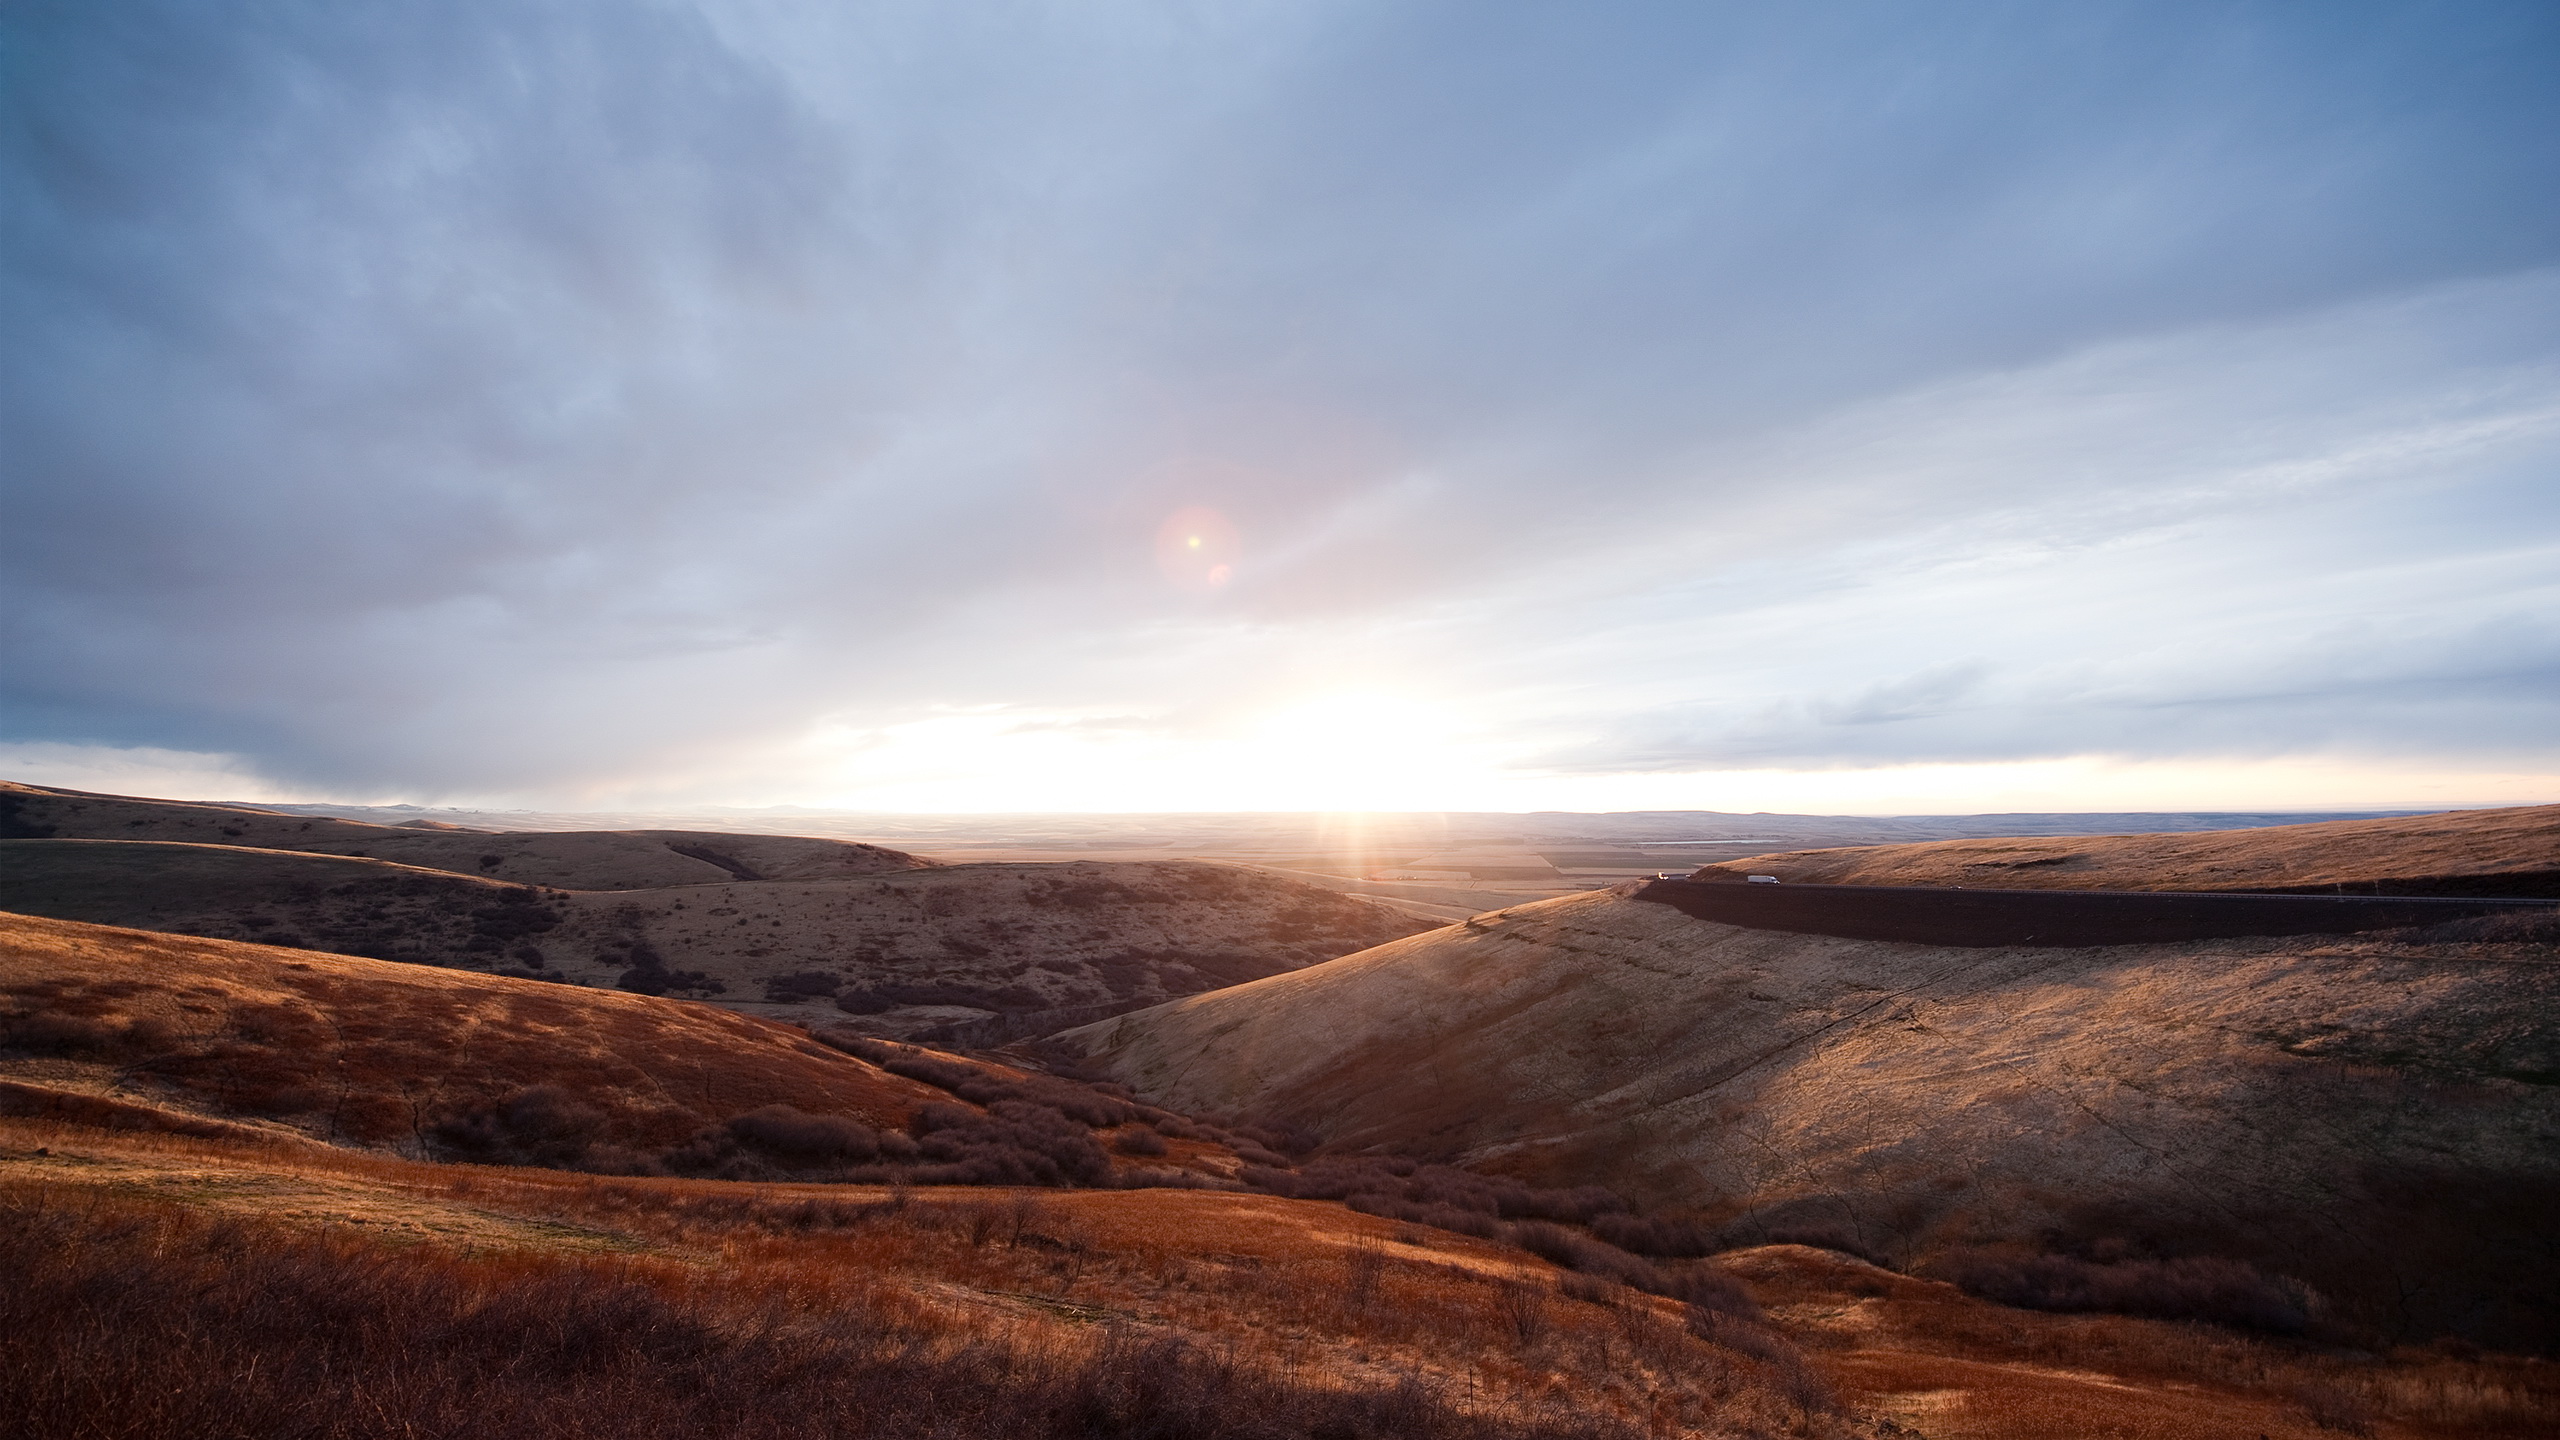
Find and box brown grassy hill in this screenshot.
[0,909,944,1152]
[1062,886,2560,1352]
[0,835,1432,1036]
[0,779,932,889]
[7,912,2553,1437]
[1695,804,2560,896]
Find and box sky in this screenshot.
[3,1,2557,815]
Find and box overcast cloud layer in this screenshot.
[3,1,2556,811]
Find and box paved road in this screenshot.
[1633,878,2558,948]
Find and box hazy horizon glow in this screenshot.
[5,3,2557,815]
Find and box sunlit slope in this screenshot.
[0,909,948,1149]
[1696,804,2560,896]
[1063,887,2560,1348]
[0,779,931,889]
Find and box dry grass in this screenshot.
[0,831,1433,1030]
[1695,804,2560,896]
[1063,882,2560,1353]
[0,1116,1853,1440]
[1728,1244,2560,1439]
[0,779,930,890]
[9,1114,2554,1439]
[0,911,954,1151]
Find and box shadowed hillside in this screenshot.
[1064,811,2560,1354]
[0,781,1435,1035]
[1695,805,2560,897]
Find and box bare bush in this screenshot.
[1497,1279,1550,1346]
[1926,1246,2319,1334]
[1592,1212,1720,1258]
[1113,1125,1168,1156]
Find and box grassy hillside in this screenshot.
[0,910,948,1152]
[1064,882,2560,1353]
[1696,805,2560,896]
[0,779,931,889]
[0,782,1437,1036]
[6,911,2551,1437]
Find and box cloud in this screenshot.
[1,1,2556,805]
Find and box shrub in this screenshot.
[1926,1247,2319,1334]
[1113,1126,1168,1157]
[431,1086,616,1168]
[761,971,840,1003]
[1511,1223,1659,1289]
[1592,1212,1720,1258]
[898,1101,1115,1188]
[723,1105,883,1163]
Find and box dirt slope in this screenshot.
[1696,805,2560,896]
[0,839,1432,1038]
[1062,887,2560,1349]
[0,779,932,889]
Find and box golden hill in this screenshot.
[1696,804,2560,896]
[0,909,943,1151]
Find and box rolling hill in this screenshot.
[9,908,2552,1437]
[0,782,1434,1037]
[0,778,932,888]
[1062,808,2560,1352]
[1693,804,2560,897]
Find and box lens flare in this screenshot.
[1154,506,1240,593]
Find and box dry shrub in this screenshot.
[1250,1156,1624,1228]
[1685,1309,1838,1417]
[1112,1125,1168,1156]
[1558,1272,1621,1307]
[2292,1381,2376,1435]
[1342,1239,1388,1312]
[1497,1279,1551,1345]
[0,1188,1648,1440]
[1591,1212,1719,1258]
[1926,1246,2319,1334]
[902,1100,1116,1186]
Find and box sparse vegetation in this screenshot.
[0,1138,1862,1440]
[1923,1245,2321,1335]
[0,1188,1677,1440]
[8,785,2560,1438]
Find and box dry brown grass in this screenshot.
[0,827,1434,1030]
[1695,805,2560,896]
[0,779,930,889]
[1726,1244,2560,1439]
[0,910,952,1151]
[7,1113,2552,1440]
[0,1116,1853,1440]
[1064,884,2560,1353]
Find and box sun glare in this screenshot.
[1153,505,1240,593]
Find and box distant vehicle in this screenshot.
[1654,871,1687,880]
[1746,875,1780,885]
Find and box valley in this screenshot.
[3,783,2557,1436]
